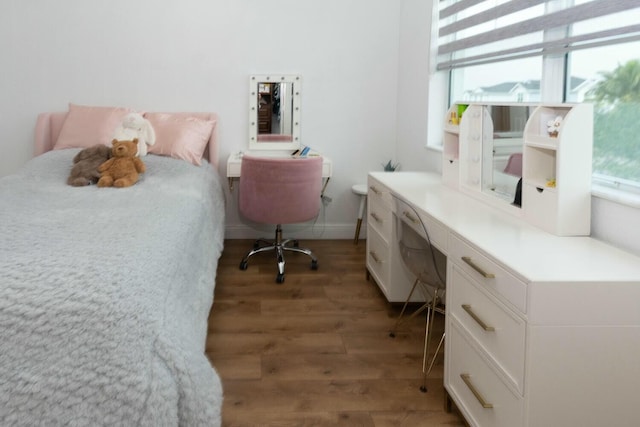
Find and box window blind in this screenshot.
[437,0,640,71]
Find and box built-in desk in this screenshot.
[367,171,640,427]
[226,150,332,191]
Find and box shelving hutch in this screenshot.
[442,102,593,236]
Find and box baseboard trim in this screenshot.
[225,223,365,240]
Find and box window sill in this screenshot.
[426,144,443,153]
[591,184,640,209]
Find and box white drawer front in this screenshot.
[394,199,448,254]
[449,265,526,393]
[449,234,527,314]
[447,321,523,427]
[367,177,392,208]
[368,193,392,240]
[366,228,390,296]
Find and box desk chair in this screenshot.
[238,155,323,283]
[389,198,447,392]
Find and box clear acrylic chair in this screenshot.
[389,197,447,392]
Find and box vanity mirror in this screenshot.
[481,105,531,205]
[248,74,301,150]
[445,102,532,214]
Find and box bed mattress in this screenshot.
[0,149,225,426]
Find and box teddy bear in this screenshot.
[97,139,146,188]
[66,144,112,186]
[112,112,156,156]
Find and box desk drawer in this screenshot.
[368,193,392,240]
[449,234,527,314]
[367,177,392,209]
[447,321,523,427]
[366,228,390,294]
[449,265,526,393]
[394,199,448,253]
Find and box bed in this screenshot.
[0,106,225,426]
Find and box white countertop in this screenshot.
[370,171,640,283]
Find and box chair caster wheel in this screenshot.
[276,273,285,284]
[311,260,318,270]
[389,332,396,338]
[239,260,248,270]
[420,386,427,393]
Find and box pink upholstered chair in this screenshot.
[238,154,323,283]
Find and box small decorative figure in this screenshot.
[547,116,563,137]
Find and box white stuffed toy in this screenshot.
[112,113,156,156]
[546,115,563,137]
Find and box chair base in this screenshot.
[389,278,446,392]
[239,224,318,283]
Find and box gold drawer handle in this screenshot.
[370,212,383,223]
[369,251,382,263]
[461,256,495,278]
[369,185,382,195]
[461,304,495,332]
[402,210,419,224]
[460,373,493,409]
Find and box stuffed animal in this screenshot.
[547,115,563,137]
[67,144,112,186]
[112,112,156,156]
[97,139,146,188]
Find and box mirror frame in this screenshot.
[249,74,302,150]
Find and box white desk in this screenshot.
[366,171,640,427]
[226,150,332,191]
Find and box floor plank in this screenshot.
[207,239,466,426]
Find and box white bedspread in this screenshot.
[0,149,225,426]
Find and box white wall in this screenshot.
[0,0,401,239]
[395,0,439,173]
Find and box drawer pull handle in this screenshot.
[369,251,382,263]
[369,185,382,195]
[461,256,495,278]
[460,373,493,409]
[371,212,383,223]
[403,211,419,224]
[461,304,495,331]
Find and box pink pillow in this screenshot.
[145,113,216,165]
[53,103,135,150]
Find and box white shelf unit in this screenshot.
[459,105,490,194]
[443,102,593,236]
[442,110,462,189]
[522,104,593,236]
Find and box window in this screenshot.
[435,0,640,197]
[450,57,542,103]
[570,41,640,193]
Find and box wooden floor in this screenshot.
[206,239,466,427]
